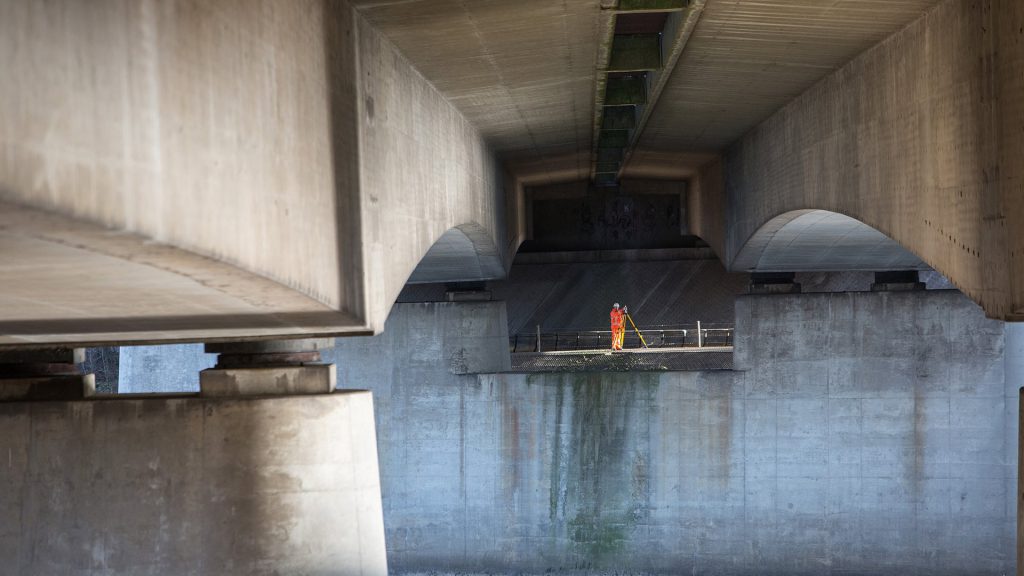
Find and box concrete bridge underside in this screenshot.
[2,1,1024,575]
[1,0,1022,349]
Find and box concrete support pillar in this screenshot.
[200,338,336,396]
[0,347,95,401]
[0,391,388,575]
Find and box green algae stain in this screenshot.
[557,372,659,567]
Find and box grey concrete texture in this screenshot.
[635,0,943,155]
[0,0,349,311]
[118,344,215,394]
[0,391,387,576]
[327,302,511,381]
[715,0,1024,321]
[200,364,337,397]
[337,292,1014,575]
[0,0,514,343]
[0,203,366,347]
[355,13,510,332]
[350,0,601,184]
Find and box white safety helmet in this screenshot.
[613,303,620,308]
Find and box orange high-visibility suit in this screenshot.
[610,307,626,350]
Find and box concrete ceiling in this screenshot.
[353,0,942,182]
[634,0,943,158]
[351,0,601,183]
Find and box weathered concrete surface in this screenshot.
[356,15,508,330]
[200,364,336,397]
[0,0,511,343]
[331,292,1013,574]
[0,391,387,576]
[326,302,511,379]
[716,0,1024,321]
[0,0,357,312]
[0,203,366,347]
[350,0,601,183]
[634,0,942,155]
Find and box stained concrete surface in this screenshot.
[511,348,733,372]
[0,391,387,576]
[328,292,1015,574]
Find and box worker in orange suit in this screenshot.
[610,303,627,350]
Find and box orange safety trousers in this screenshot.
[610,309,626,350]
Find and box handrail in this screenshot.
[510,323,733,353]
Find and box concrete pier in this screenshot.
[0,391,387,576]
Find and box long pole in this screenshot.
[626,313,649,348]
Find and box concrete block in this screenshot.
[0,374,95,401]
[199,364,336,397]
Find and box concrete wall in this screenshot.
[326,302,511,383]
[689,157,727,260]
[488,257,748,334]
[0,391,387,576]
[721,0,1024,321]
[333,293,1014,574]
[117,344,214,394]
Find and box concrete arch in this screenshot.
[703,0,1024,321]
[405,223,505,285]
[732,209,928,273]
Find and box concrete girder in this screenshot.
[689,0,1024,321]
[0,0,512,344]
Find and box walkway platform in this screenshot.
[510,346,733,372]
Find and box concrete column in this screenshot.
[0,347,95,401]
[200,338,336,396]
[0,391,387,575]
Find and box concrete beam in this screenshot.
[719,0,1024,320]
[0,0,511,343]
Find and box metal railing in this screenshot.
[509,322,733,353]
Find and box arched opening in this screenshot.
[405,223,505,284]
[732,209,928,272]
